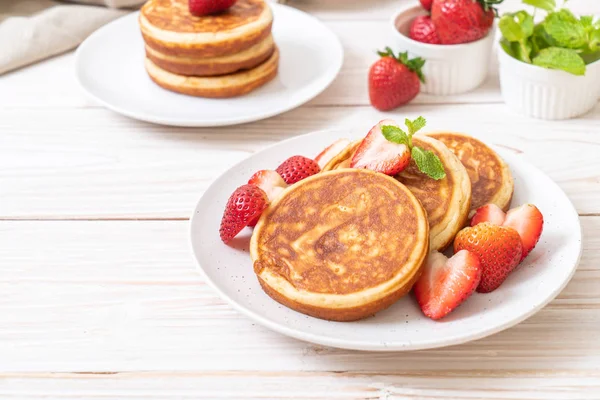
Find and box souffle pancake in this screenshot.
[395,135,472,251]
[140,0,273,58]
[145,48,279,98]
[427,132,514,215]
[144,34,276,77]
[250,169,429,322]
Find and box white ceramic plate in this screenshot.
[190,128,582,351]
[75,5,343,127]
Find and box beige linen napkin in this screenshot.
[0,0,286,76]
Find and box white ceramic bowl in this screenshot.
[390,4,494,95]
[498,48,600,120]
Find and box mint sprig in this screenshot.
[499,0,600,75]
[381,117,446,181]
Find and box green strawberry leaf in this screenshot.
[404,117,426,137]
[532,47,586,75]
[411,146,446,180]
[376,48,426,84]
[523,0,555,12]
[542,9,587,49]
[381,125,410,147]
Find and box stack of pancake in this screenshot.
[251,131,514,321]
[140,0,278,98]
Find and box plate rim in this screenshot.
[189,128,583,351]
[75,4,344,127]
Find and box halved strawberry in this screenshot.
[247,170,288,227]
[314,139,351,169]
[275,156,320,185]
[248,170,288,202]
[471,203,506,227]
[350,120,411,175]
[503,204,544,261]
[454,223,523,293]
[414,250,481,320]
[219,184,268,244]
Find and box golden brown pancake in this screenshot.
[250,169,429,322]
[145,35,275,77]
[427,132,513,215]
[140,0,273,58]
[395,135,471,251]
[145,48,279,98]
[321,140,361,172]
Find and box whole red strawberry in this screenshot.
[276,156,320,185]
[368,48,425,111]
[431,0,500,44]
[419,0,434,11]
[219,184,268,244]
[410,16,442,44]
[189,0,237,16]
[454,222,523,293]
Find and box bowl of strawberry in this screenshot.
[391,0,501,95]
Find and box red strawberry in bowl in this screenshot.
[189,0,237,16]
[220,184,268,244]
[276,155,320,185]
[431,0,499,45]
[410,15,442,44]
[350,120,411,176]
[419,0,434,11]
[414,250,481,320]
[454,222,523,293]
[368,48,425,111]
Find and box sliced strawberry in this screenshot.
[314,139,351,169]
[248,170,288,202]
[471,203,506,227]
[350,120,411,175]
[503,204,544,261]
[414,250,481,320]
[275,156,320,185]
[454,223,523,293]
[189,0,236,16]
[219,184,268,244]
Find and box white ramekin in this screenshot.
[390,5,495,96]
[498,48,600,120]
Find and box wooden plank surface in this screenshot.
[0,218,598,374]
[1,0,599,397]
[1,104,600,219]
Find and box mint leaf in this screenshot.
[513,40,533,63]
[500,11,534,42]
[532,47,586,75]
[500,38,515,57]
[404,117,426,136]
[581,15,594,31]
[500,14,526,42]
[531,24,551,55]
[381,125,410,146]
[411,146,446,180]
[523,0,555,12]
[542,9,587,49]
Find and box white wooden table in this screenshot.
[1,0,600,398]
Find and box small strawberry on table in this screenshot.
[368,48,425,111]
